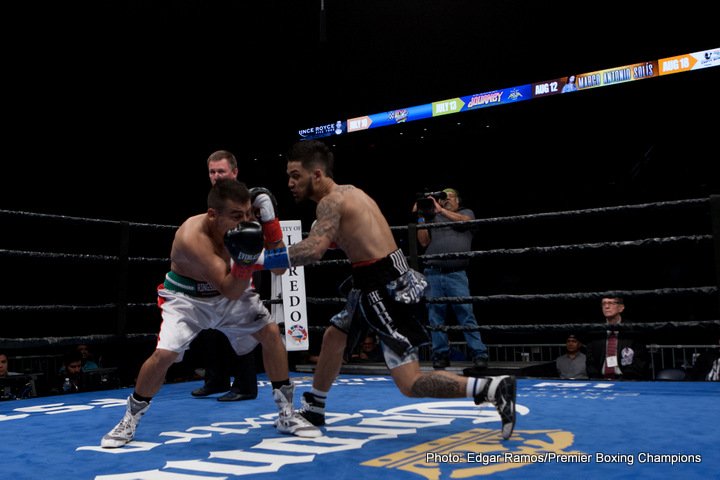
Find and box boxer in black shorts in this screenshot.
[230,140,517,440]
[328,251,429,370]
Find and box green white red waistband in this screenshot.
[163,271,220,297]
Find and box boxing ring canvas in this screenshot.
[1,374,717,480]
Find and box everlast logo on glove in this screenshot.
[224,221,264,265]
[234,252,260,263]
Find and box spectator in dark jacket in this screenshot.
[687,337,720,381]
[585,297,648,380]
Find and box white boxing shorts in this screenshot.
[156,271,273,361]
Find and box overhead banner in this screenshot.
[297,47,719,139]
[271,220,309,351]
[659,48,720,75]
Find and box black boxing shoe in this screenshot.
[432,356,450,370]
[191,382,230,397]
[472,356,489,369]
[474,375,516,440]
[297,391,326,426]
[218,390,257,402]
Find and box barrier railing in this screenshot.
[647,344,720,375]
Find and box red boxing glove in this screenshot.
[230,260,262,280]
[262,218,283,245]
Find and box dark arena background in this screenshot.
[1,2,719,479]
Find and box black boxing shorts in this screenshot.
[351,249,430,359]
[328,286,365,363]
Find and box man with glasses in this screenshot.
[585,297,648,380]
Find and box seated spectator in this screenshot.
[0,352,15,378]
[76,344,100,371]
[59,345,99,374]
[687,337,720,381]
[585,297,649,380]
[56,351,85,394]
[1,352,39,400]
[300,344,321,365]
[351,335,384,363]
[556,333,588,379]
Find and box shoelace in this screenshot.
[296,415,315,427]
[109,418,131,435]
[299,403,324,414]
[278,404,293,418]
[288,412,316,428]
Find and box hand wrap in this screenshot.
[263,247,291,271]
[230,259,263,280]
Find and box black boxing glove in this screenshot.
[224,222,264,279]
[250,187,282,244]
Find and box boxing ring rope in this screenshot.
[1,196,719,348]
[0,334,158,350]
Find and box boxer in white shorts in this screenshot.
[157,270,271,360]
[100,179,319,449]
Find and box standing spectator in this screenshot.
[585,297,648,380]
[414,188,489,370]
[556,333,588,379]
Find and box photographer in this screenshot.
[413,188,489,370]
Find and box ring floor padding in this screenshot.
[2,373,717,479]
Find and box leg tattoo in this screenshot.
[410,373,463,398]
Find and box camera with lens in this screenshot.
[415,191,447,220]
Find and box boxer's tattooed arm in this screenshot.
[289,236,324,266]
[288,196,341,265]
[411,374,464,398]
